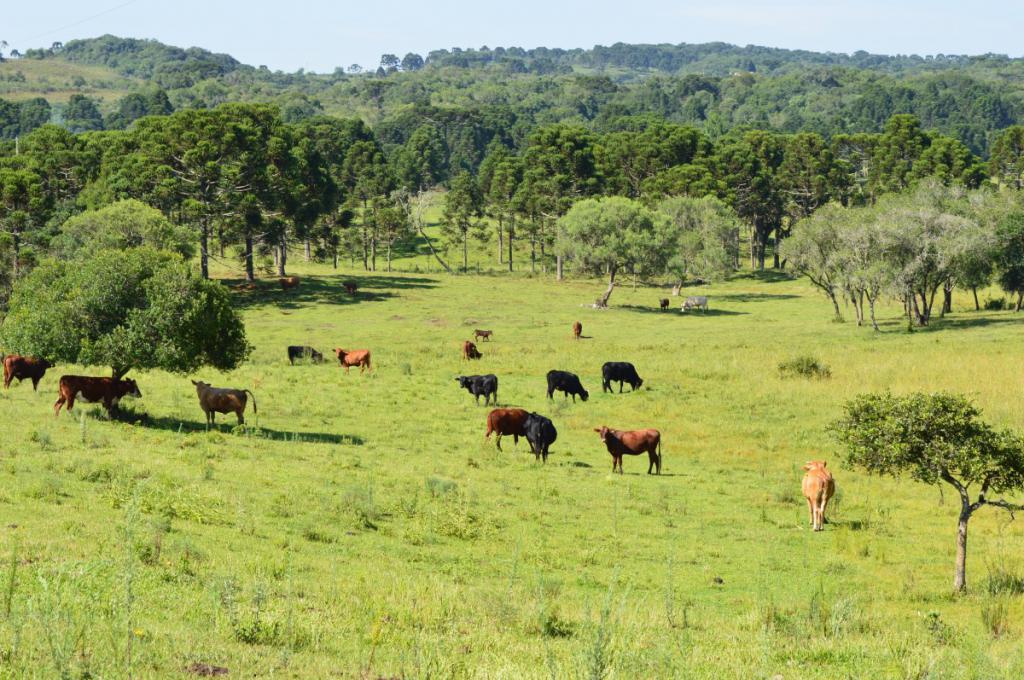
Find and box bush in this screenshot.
[778,355,831,380]
[983,296,1008,310]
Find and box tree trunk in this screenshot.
[244,234,255,282]
[497,217,504,264]
[277,236,287,277]
[111,367,129,380]
[11,230,20,279]
[773,225,781,268]
[954,510,970,593]
[370,236,377,272]
[462,230,468,272]
[829,292,843,323]
[417,226,452,274]
[972,287,980,311]
[332,245,338,269]
[217,225,225,258]
[540,240,547,274]
[200,221,209,280]
[672,281,682,296]
[530,239,536,274]
[596,267,617,307]
[1017,292,1023,312]
[941,282,953,317]
[507,218,514,273]
[867,293,879,331]
[304,238,311,262]
[556,255,563,281]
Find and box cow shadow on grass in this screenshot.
[619,304,747,317]
[225,274,438,310]
[129,413,363,445]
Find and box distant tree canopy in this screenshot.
[0,248,249,379]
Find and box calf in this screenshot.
[462,340,482,360]
[659,298,670,311]
[456,374,498,405]
[682,296,708,312]
[572,321,582,340]
[334,348,372,373]
[54,375,142,417]
[601,362,644,393]
[802,461,835,531]
[287,345,324,365]
[594,426,662,474]
[343,281,358,295]
[546,370,589,402]
[473,329,493,342]
[485,407,529,450]
[192,380,256,427]
[3,355,53,391]
[280,276,300,291]
[524,412,557,463]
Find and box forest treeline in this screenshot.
[3,36,1024,156]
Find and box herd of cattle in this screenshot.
[1,291,837,530]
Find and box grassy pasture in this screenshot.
[0,58,136,105]
[1,261,1024,678]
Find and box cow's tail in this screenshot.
[658,437,663,472]
[244,389,257,414]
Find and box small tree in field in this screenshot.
[832,392,1024,593]
[1,248,250,380]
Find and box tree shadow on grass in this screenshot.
[712,292,801,302]
[914,314,1024,333]
[731,270,796,284]
[128,413,363,445]
[223,274,439,310]
[618,304,747,316]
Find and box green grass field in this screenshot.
[0,58,136,105]
[2,253,1024,678]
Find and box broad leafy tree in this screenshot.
[833,392,1024,593]
[1,248,250,380]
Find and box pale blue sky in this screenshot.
[6,0,1023,73]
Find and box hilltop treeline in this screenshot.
[3,36,1024,155]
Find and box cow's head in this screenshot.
[334,348,347,360]
[803,461,828,472]
[191,379,210,393]
[634,377,644,390]
[40,358,54,369]
[593,426,610,442]
[123,378,142,398]
[579,388,590,402]
[455,376,469,388]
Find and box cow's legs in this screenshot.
[236,411,244,425]
[805,497,814,526]
[54,394,67,416]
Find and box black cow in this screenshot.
[546,370,589,402]
[455,374,498,405]
[524,412,557,463]
[288,345,324,365]
[601,362,644,393]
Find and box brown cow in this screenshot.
[473,329,493,342]
[343,281,358,295]
[54,375,142,416]
[594,426,662,474]
[462,341,482,360]
[485,408,529,451]
[192,380,257,426]
[802,461,835,531]
[334,348,372,373]
[3,355,53,391]
[280,276,300,291]
[572,321,582,340]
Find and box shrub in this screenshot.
[983,296,1008,310]
[779,355,832,380]
[981,597,1010,638]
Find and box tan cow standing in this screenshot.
[334,348,372,373]
[802,461,835,531]
[192,380,257,426]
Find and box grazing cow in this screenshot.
[802,461,835,531]
[659,298,670,311]
[485,407,529,450]
[462,340,483,360]
[572,321,582,340]
[601,362,644,393]
[524,412,557,463]
[473,329,493,342]
[343,281,358,295]
[334,348,372,373]
[594,426,662,474]
[287,345,324,365]
[682,296,708,312]
[3,355,53,391]
[456,374,498,405]
[53,376,142,417]
[280,276,300,291]
[192,380,257,426]
[546,370,589,402]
